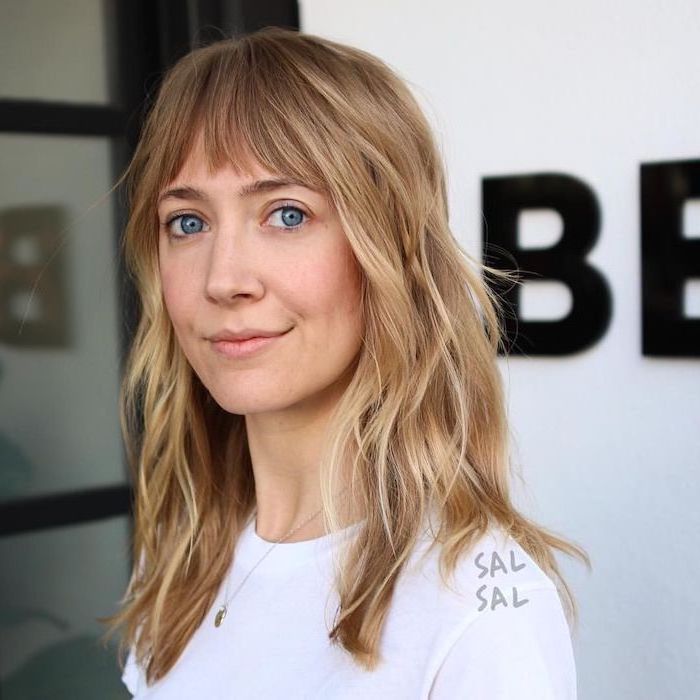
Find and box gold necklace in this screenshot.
[214,489,349,628]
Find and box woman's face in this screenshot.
[156,136,365,417]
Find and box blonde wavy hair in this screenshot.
[101,26,590,685]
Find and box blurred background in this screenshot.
[0,1,697,698]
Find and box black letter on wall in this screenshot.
[482,173,612,355]
[641,159,700,357]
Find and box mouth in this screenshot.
[209,328,291,359]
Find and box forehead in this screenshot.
[156,135,328,210]
[165,130,271,187]
[156,125,332,209]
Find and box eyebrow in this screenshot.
[157,178,313,206]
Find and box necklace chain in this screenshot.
[214,488,349,628]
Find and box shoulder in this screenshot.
[400,521,559,613]
[395,524,577,699]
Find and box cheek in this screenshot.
[312,255,363,348]
[335,246,364,317]
[293,244,362,321]
[159,258,195,330]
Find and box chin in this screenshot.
[205,389,293,416]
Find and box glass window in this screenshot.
[0,133,125,502]
[0,1,118,105]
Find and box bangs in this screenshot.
[145,36,351,198]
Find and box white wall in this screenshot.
[300,2,700,698]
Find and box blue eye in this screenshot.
[175,214,205,235]
[269,206,307,230]
[164,213,207,237]
[163,205,307,239]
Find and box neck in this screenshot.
[244,370,358,541]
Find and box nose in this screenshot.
[204,221,264,304]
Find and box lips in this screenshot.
[209,329,289,342]
[208,328,290,359]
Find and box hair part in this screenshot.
[100,26,590,684]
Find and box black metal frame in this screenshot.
[0,0,299,537]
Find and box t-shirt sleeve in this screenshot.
[120,552,147,697]
[121,644,146,697]
[429,584,577,699]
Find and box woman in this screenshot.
[103,26,590,698]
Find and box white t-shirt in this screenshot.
[121,513,577,699]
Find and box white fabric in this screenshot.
[121,513,577,699]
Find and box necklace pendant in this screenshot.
[214,605,227,627]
